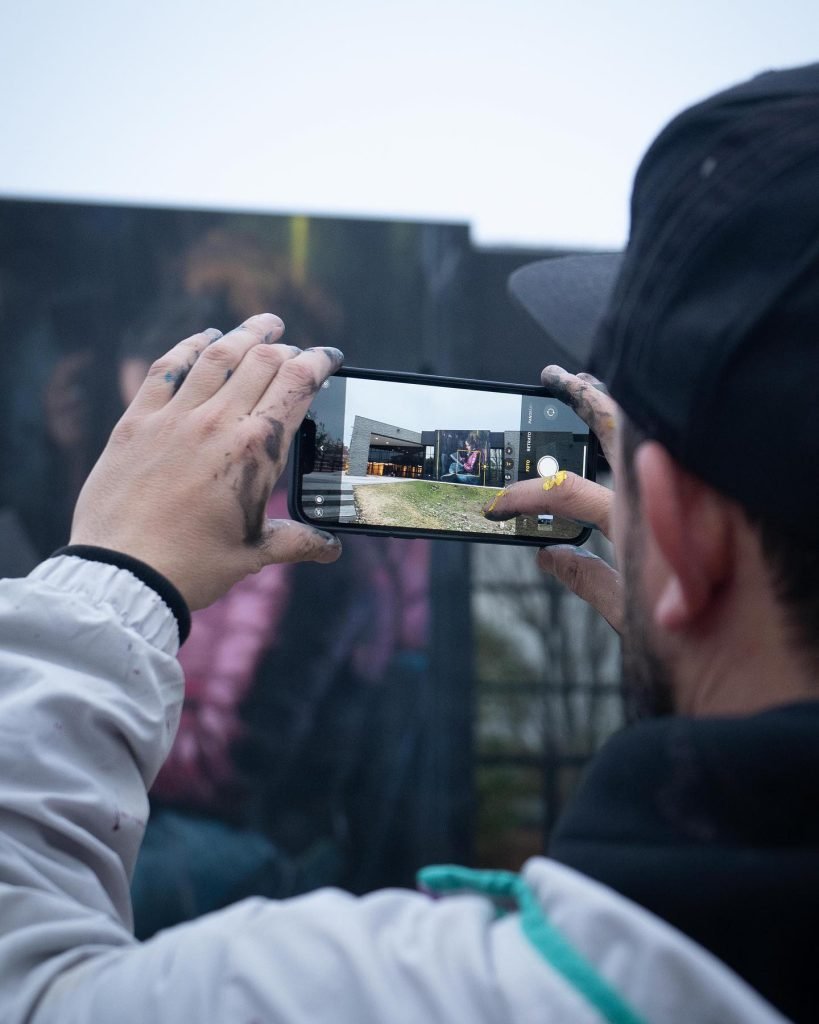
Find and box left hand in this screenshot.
[70,313,343,609]
[482,365,624,632]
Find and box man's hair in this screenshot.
[619,415,819,670]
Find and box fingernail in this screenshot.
[542,470,568,492]
[307,346,344,365]
[479,489,505,516]
[482,489,506,517]
[204,327,223,343]
[318,530,341,546]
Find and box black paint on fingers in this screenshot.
[289,384,321,401]
[169,361,194,395]
[542,366,616,457]
[275,373,323,403]
[238,458,267,545]
[260,416,285,463]
[234,419,286,544]
[541,367,593,417]
[576,371,609,395]
[306,346,344,365]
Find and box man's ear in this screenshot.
[635,443,733,631]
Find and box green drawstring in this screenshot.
[418,865,649,1024]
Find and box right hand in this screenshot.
[483,365,623,632]
[70,313,344,610]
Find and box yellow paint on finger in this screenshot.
[484,489,507,514]
[542,470,568,492]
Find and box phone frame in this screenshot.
[288,366,598,547]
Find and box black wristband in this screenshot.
[51,545,191,644]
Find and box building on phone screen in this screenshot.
[347,416,507,487]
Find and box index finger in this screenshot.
[243,346,344,465]
[540,364,618,465]
[253,346,344,418]
[483,471,613,539]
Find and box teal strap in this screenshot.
[418,865,649,1024]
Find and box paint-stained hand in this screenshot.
[483,366,623,632]
[69,313,344,610]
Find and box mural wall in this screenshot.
[0,199,476,936]
[0,197,624,934]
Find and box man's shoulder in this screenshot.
[520,857,788,1023]
[549,705,819,1021]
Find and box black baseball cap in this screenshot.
[509,63,819,538]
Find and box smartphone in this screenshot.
[288,367,597,545]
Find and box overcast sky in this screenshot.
[1,2,817,248]
[342,377,522,442]
[340,376,583,442]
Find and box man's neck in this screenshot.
[671,549,817,717]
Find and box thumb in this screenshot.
[258,518,343,566]
[537,545,623,633]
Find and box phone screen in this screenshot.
[291,370,594,543]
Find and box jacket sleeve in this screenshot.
[0,556,184,1022]
[0,557,539,1024]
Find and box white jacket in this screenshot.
[0,556,789,1024]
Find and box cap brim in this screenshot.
[508,253,624,366]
